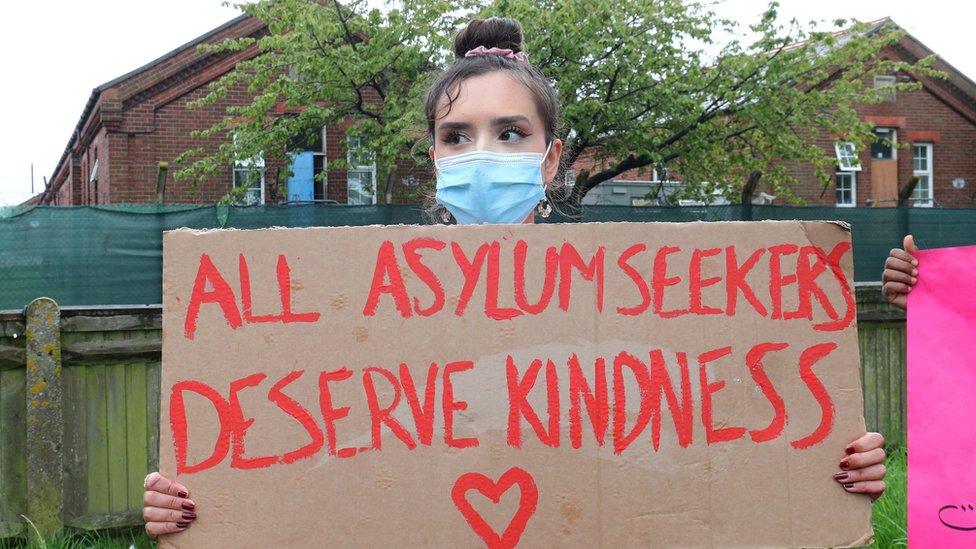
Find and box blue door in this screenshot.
[287,151,314,202]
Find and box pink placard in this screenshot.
[908,245,976,546]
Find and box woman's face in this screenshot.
[429,71,562,204]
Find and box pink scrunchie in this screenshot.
[464,45,529,62]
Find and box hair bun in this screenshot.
[453,17,524,59]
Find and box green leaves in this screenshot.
[175,0,473,202]
[177,0,939,206]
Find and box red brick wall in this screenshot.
[75,129,109,205]
[568,148,657,183]
[777,79,976,207]
[44,18,976,209]
[102,53,436,205]
[111,82,252,203]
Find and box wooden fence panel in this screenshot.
[0,315,26,538]
[60,314,160,530]
[0,366,27,538]
[855,284,908,447]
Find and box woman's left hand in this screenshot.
[835,432,886,500]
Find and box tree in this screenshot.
[176,0,472,203]
[176,0,939,207]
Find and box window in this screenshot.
[311,127,327,201]
[871,128,896,160]
[835,171,856,207]
[286,127,328,202]
[834,142,861,171]
[564,169,576,188]
[89,157,99,206]
[346,135,376,204]
[232,134,265,205]
[912,143,933,207]
[651,166,669,182]
[874,75,897,102]
[233,165,265,205]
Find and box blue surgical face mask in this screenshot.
[434,142,551,225]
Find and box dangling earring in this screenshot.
[439,207,453,224]
[536,199,552,218]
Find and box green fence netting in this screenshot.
[1,204,974,310]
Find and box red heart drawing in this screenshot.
[451,467,539,549]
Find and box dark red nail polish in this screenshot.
[843,483,855,489]
[834,472,849,481]
[839,459,850,469]
[176,521,189,528]
[181,501,195,511]
[845,446,856,455]
[177,490,189,498]
[182,512,197,520]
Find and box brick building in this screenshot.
[31,16,976,208]
[779,19,976,208]
[32,15,420,207]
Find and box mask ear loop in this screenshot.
[536,140,555,218]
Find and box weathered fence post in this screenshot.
[24,297,64,540]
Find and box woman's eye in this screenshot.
[500,127,529,142]
[444,132,470,145]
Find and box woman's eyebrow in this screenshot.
[437,116,530,133]
[491,115,530,127]
[437,122,471,130]
[437,121,471,132]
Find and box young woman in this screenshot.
[142,17,887,538]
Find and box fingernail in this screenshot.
[911,277,917,283]
[177,490,189,498]
[834,472,849,481]
[845,446,856,455]
[182,512,197,520]
[840,459,850,469]
[181,501,195,511]
[912,259,918,266]
[843,483,855,489]
[176,521,190,529]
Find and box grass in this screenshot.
[2,448,909,548]
[871,445,908,548]
[0,526,153,549]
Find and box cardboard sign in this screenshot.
[908,245,976,547]
[159,221,872,548]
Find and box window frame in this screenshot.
[834,170,857,208]
[232,165,266,206]
[313,126,328,202]
[871,128,898,161]
[346,135,377,205]
[873,74,897,101]
[232,133,266,205]
[912,142,934,208]
[834,141,861,171]
[89,157,99,206]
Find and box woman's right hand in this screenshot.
[143,472,196,539]
[882,234,919,310]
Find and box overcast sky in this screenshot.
[2,0,974,205]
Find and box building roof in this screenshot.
[35,14,258,204]
[29,14,976,205]
[801,17,976,124]
[887,22,976,123]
